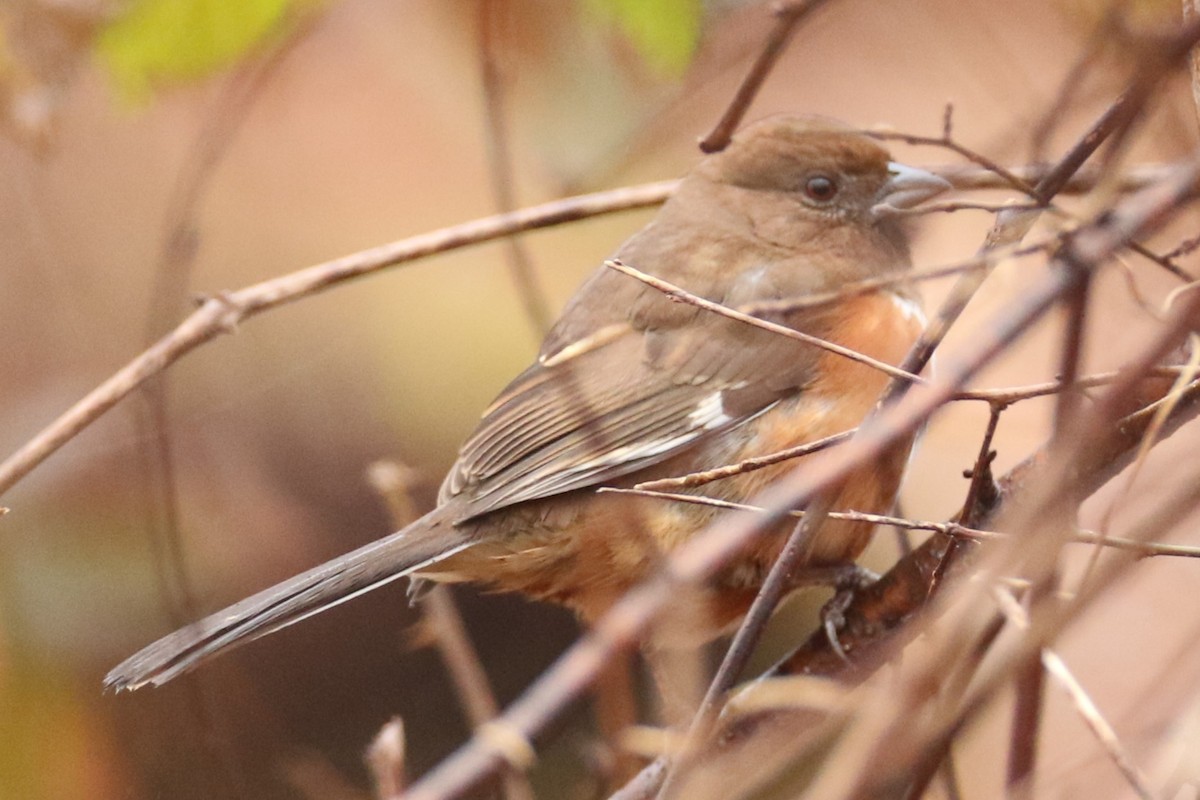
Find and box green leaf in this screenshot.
[584,0,703,77]
[96,0,307,99]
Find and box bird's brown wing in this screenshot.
[440,281,835,522]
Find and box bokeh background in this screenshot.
[2,0,1199,798]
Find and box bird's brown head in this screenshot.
[660,115,949,281]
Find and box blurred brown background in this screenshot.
[2,0,1199,798]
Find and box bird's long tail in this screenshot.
[105,505,471,691]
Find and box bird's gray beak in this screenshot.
[872,162,952,218]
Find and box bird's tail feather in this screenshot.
[105,506,469,691]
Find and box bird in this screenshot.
[106,115,949,691]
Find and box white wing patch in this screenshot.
[889,293,926,325]
[687,389,734,431]
[551,388,736,483]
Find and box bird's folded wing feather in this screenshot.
[440,269,836,521]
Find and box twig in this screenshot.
[1187,0,1200,134]
[885,200,1042,217]
[368,462,535,800]
[882,90,1138,415]
[602,488,1200,560]
[740,238,1051,316]
[1163,231,1200,261]
[1006,590,1049,800]
[605,259,923,385]
[133,27,312,800]
[698,0,835,153]
[957,403,1003,529]
[368,718,408,800]
[477,0,553,336]
[871,117,1035,196]
[0,180,677,499]
[1054,253,1091,437]
[936,164,1191,283]
[991,590,1157,800]
[1081,335,1200,588]
[633,430,853,492]
[1003,238,1094,796]
[655,493,839,799]
[1042,651,1157,800]
[935,161,1174,195]
[954,366,1190,404]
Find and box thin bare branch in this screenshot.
[368,461,535,800]
[1003,240,1093,797]
[0,180,676,499]
[478,0,553,335]
[1006,592,1049,800]
[606,259,923,384]
[886,200,1042,217]
[633,430,853,493]
[1082,335,1200,588]
[883,91,1139,413]
[1185,0,1200,134]
[655,491,839,799]
[368,718,407,800]
[990,591,1157,800]
[935,161,1175,195]
[1043,651,1157,800]
[744,239,1053,318]
[955,366,1191,405]
[957,402,1003,530]
[698,0,835,153]
[601,488,1200,560]
[870,124,1035,196]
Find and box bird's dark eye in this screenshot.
[804,175,838,202]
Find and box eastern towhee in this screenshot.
[106,115,949,691]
